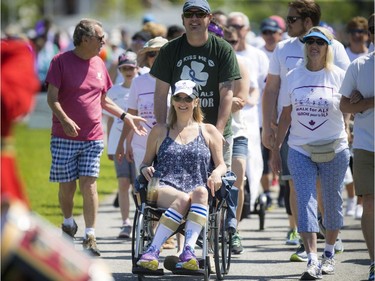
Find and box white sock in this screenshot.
[307,252,318,263]
[150,208,183,251]
[63,216,74,227]
[184,204,208,249]
[123,218,131,226]
[324,243,335,257]
[85,228,95,238]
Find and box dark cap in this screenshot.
[260,18,282,33]
[131,30,152,42]
[183,0,211,14]
[118,51,137,68]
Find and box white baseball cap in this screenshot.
[173,80,197,98]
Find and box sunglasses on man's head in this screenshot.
[305,38,327,46]
[147,51,158,58]
[172,95,194,103]
[286,16,302,24]
[183,11,208,18]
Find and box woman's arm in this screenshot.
[139,124,165,181]
[271,105,292,174]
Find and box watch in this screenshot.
[120,112,126,120]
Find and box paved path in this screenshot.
[73,191,370,281]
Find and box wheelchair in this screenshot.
[131,171,237,281]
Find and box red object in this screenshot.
[1,39,40,205]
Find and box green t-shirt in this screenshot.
[150,33,241,137]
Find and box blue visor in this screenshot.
[303,31,332,45]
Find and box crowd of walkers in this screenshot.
[2,0,373,280]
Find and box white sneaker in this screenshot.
[321,252,335,275]
[301,260,322,280]
[355,204,363,220]
[345,198,355,217]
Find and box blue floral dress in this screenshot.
[154,126,212,193]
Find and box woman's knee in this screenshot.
[191,186,208,202]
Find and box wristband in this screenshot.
[120,112,126,121]
[140,164,148,174]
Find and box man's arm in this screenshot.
[340,94,374,114]
[47,84,80,137]
[232,58,249,113]
[101,94,147,136]
[217,80,234,135]
[262,74,281,149]
[154,79,170,124]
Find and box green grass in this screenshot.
[14,123,118,226]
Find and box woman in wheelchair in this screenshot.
[136,79,227,271]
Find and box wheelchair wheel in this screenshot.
[131,208,145,268]
[213,205,232,280]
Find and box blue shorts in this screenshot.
[232,136,248,159]
[49,137,104,182]
[114,156,136,182]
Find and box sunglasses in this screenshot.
[183,11,208,18]
[262,30,277,35]
[305,38,327,46]
[229,24,245,30]
[286,16,302,24]
[226,39,238,45]
[172,95,194,103]
[348,29,367,35]
[147,51,158,58]
[92,35,105,42]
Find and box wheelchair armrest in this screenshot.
[135,174,148,203]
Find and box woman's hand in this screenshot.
[141,165,155,181]
[207,171,222,197]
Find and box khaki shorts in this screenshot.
[353,149,374,196]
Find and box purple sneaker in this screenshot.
[137,245,160,271]
[176,245,199,270]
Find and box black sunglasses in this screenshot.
[92,34,105,42]
[305,38,327,46]
[226,39,238,45]
[262,30,277,35]
[172,95,194,103]
[147,51,158,58]
[229,24,245,30]
[183,11,208,18]
[286,16,302,24]
[348,29,367,35]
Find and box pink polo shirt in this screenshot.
[46,51,112,141]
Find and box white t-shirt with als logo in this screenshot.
[127,72,157,151]
[281,65,348,156]
[269,37,350,120]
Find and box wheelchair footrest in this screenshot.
[132,266,164,275]
[171,268,205,276]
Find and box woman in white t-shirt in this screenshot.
[271,27,350,280]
